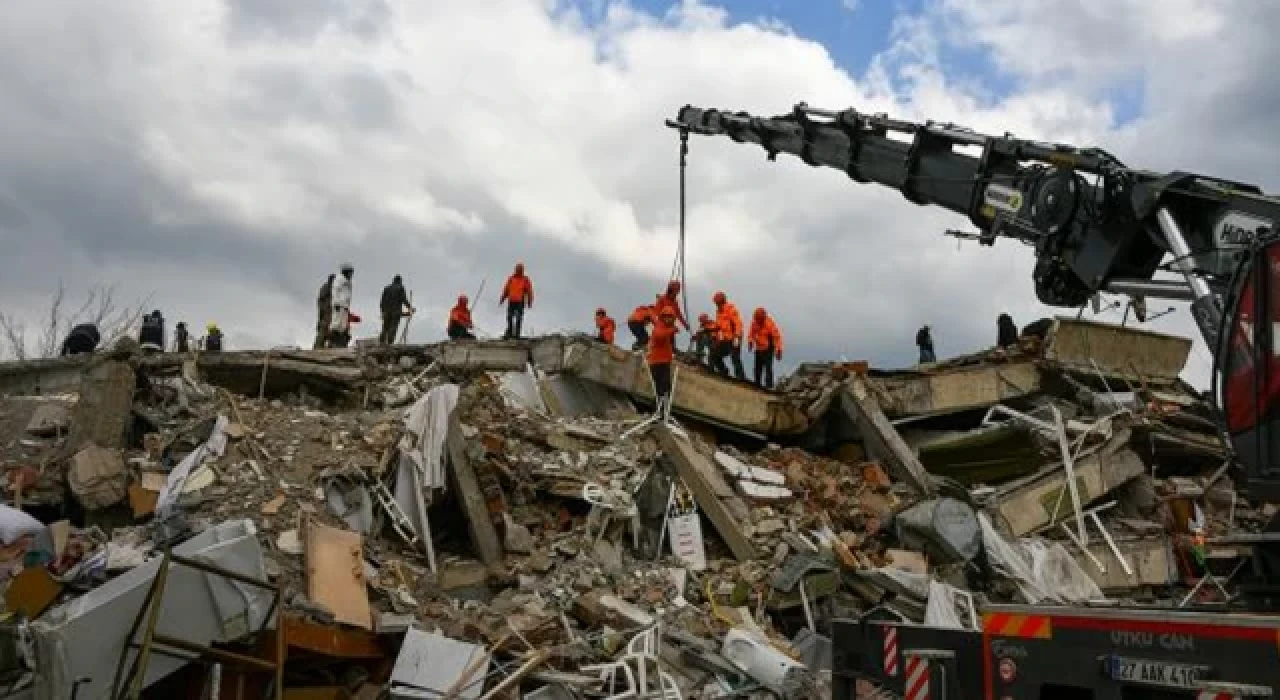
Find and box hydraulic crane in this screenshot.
[669,102,1280,699]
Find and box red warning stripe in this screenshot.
[984,613,1052,639]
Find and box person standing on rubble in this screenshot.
[379,275,414,345]
[328,263,355,348]
[627,298,657,350]
[654,280,690,332]
[60,323,100,356]
[594,308,616,345]
[499,262,534,339]
[692,313,716,365]
[648,308,680,409]
[997,313,1018,349]
[916,324,936,364]
[448,295,476,339]
[174,321,189,353]
[138,310,165,354]
[711,292,745,379]
[204,322,224,353]
[315,273,334,349]
[747,307,783,389]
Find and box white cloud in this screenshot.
[0,0,1274,391]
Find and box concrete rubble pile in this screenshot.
[0,316,1255,698]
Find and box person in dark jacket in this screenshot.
[174,322,190,353]
[204,323,224,353]
[997,313,1019,349]
[60,323,100,356]
[315,274,334,349]
[138,310,165,353]
[379,275,414,345]
[916,324,936,364]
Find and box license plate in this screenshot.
[1107,656,1207,689]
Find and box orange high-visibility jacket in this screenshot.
[748,316,783,355]
[654,293,689,329]
[596,315,617,344]
[715,302,743,343]
[647,320,678,365]
[448,304,473,329]
[500,274,534,306]
[628,305,654,324]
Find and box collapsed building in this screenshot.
[0,316,1242,699]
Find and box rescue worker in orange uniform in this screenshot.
[710,292,745,380]
[691,313,716,365]
[747,307,784,389]
[653,280,690,331]
[627,297,658,350]
[448,295,475,340]
[594,308,616,345]
[499,263,534,339]
[648,308,680,410]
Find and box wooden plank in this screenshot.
[842,379,936,498]
[305,522,373,630]
[446,413,505,569]
[654,425,757,561]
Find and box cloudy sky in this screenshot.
[1,0,1275,386]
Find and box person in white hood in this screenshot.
[328,263,355,347]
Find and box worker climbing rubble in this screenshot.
[654,280,690,331]
[499,262,533,339]
[329,263,355,348]
[314,273,334,349]
[173,321,189,353]
[594,308,616,345]
[448,295,475,340]
[647,307,680,410]
[627,297,656,350]
[59,323,100,356]
[379,275,414,345]
[711,291,745,379]
[747,307,783,389]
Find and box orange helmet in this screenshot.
[458,295,469,305]
[754,307,766,320]
[514,262,525,274]
[595,307,606,316]
[667,280,681,294]
[713,291,727,305]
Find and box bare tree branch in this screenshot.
[0,312,27,361]
[0,282,154,360]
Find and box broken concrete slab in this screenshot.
[875,361,1041,418]
[24,402,70,437]
[67,444,127,511]
[0,354,91,396]
[562,340,808,436]
[840,379,935,498]
[445,413,505,570]
[1042,317,1191,383]
[1070,536,1177,592]
[538,374,635,420]
[655,426,757,561]
[438,340,533,373]
[993,427,1145,536]
[68,357,135,449]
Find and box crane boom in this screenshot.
[670,103,1280,354]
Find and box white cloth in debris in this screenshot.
[979,513,1104,604]
[0,505,46,545]
[329,273,352,332]
[924,580,971,630]
[156,415,230,516]
[394,384,460,544]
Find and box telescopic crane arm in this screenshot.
[670,103,1280,351]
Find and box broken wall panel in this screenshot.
[562,340,809,436]
[992,430,1145,536]
[68,358,135,450]
[438,341,532,372]
[1042,317,1192,382]
[0,355,89,396]
[445,412,505,569]
[306,522,374,630]
[655,426,757,561]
